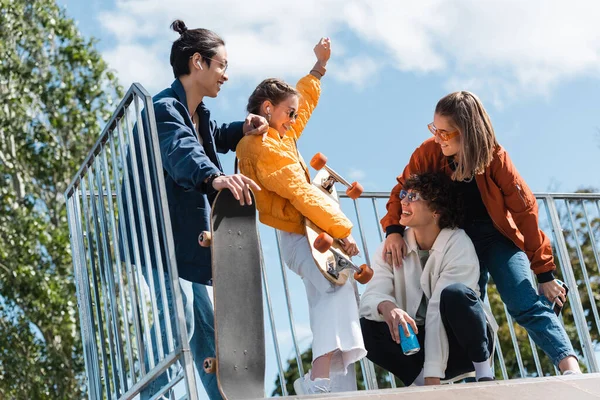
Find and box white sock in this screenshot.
[473,359,493,380]
[412,368,425,386]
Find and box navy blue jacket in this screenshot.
[123,79,243,284]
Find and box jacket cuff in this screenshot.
[385,225,405,237]
[359,296,396,322]
[198,168,223,193]
[536,270,555,283]
[423,362,445,379]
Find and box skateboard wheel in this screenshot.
[354,264,374,284]
[198,231,212,247]
[203,357,216,374]
[345,182,364,199]
[314,232,333,253]
[310,152,327,170]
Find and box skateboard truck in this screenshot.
[313,232,374,284]
[310,152,363,200]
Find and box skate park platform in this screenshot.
[272,373,600,399]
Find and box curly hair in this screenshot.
[403,172,463,229]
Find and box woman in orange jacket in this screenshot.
[380,91,580,375]
[236,38,366,394]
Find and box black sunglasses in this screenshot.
[287,109,298,120]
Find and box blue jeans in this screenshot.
[464,219,575,366]
[141,268,222,399]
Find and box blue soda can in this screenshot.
[399,324,420,355]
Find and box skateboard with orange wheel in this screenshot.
[197,189,264,399]
[305,153,373,285]
[310,152,364,200]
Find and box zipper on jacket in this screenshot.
[516,183,528,208]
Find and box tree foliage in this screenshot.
[0,0,122,397]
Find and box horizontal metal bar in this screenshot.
[340,191,600,200]
[117,349,181,400]
[65,83,152,198]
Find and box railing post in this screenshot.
[545,196,599,372]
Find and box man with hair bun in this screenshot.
[128,20,268,400]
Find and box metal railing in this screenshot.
[67,83,600,397]
[262,192,600,392]
[65,84,198,399]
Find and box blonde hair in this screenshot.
[435,91,498,181]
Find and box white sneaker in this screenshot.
[562,370,580,376]
[293,372,331,395]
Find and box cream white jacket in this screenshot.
[360,227,497,378]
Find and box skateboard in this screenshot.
[305,152,373,286]
[198,189,265,400]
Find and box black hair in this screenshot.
[169,19,225,78]
[403,172,463,229]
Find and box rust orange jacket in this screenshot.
[381,138,555,277]
[236,74,353,238]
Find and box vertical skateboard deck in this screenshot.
[200,189,265,399]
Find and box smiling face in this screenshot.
[262,95,299,136]
[193,45,229,98]
[432,113,461,157]
[399,190,438,229]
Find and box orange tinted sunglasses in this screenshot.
[428,122,459,141]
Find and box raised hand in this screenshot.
[314,37,331,67]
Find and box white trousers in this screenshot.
[279,230,366,383]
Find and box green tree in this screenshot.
[0,0,122,398]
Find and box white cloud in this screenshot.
[103,43,173,90]
[331,56,380,89]
[348,168,367,180]
[99,0,600,101]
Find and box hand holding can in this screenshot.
[400,324,421,355]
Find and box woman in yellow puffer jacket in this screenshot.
[236,38,366,395]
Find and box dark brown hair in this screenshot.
[403,172,463,229]
[435,91,498,181]
[169,20,225,78]
[246,78,299,115]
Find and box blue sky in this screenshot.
[57,0,600,397]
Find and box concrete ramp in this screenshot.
[277,373,600,399]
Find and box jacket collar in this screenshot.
[171,79,190,114]
[405,227,456,254]
[171,78,210,117]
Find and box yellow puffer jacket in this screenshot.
[236,74,353,238]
